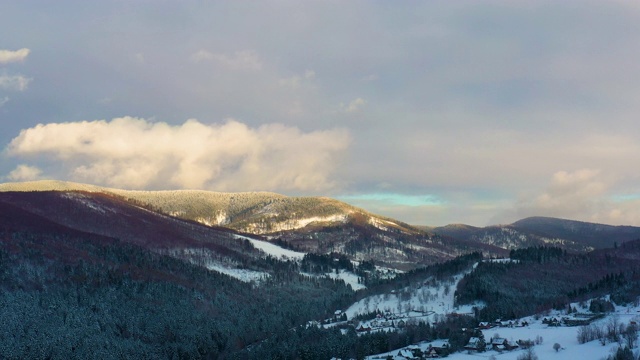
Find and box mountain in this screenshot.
[0,180,418,234]
[0,191,356,358]
[0,180,506,268]
[456,240,640,320]
[512,216,640,249]
[433,216,640,252]
[3,184,640,358]
[0,190,282,278]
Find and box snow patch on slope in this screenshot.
[368,217,399,232]
[205,263,269,283]
[61,192,114,214]
[235,235,306,260]
[325,270,366,291]
[244,214,349,234]
[195,211,230,226]
[345,265,481,320]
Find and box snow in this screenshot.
[244,214,348,234]
[326,269,366,291]
[345,265,481,320]
[61,192,112,214]
[234,235,306,260]
[368,217,399,232]
[205,263,269,283]
[365,299,640,360]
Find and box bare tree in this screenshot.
[624,323,638,349]
[517,347,539,360]
[553,343,561,352]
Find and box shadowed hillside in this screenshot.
[0,181,506,268]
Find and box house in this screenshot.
[478,321,493,329]
[505,340,519,351]
[491,338,508,351]
[492,338,518,351]
[356,325,371,333]
[425,347,440,358]
[427,341,450,357]
[464,337,484,352]
[396,349,415,359]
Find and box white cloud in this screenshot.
[0,73,32,91]
[6,117,350,192]
[343,98,366,113]
[6,164,42,181]
[0,48,30,64]
[190,49,262,71]
[0,97,8,107]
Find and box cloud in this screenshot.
[0,97,8,107]
[278,70,316,89]
[5,117,350,192]
[134,53,145,64]
[0,48,30,64]
[343,98,366,113]
[515,169,607,216]
[190,50,262,71]
[502,169,640,225]
[6,164,42,181]
[0,73,32,91]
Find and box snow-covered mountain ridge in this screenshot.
[434,217,640,252]
[3,180,491,269]
[0,180,417,235]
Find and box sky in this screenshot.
[2,1,640,227]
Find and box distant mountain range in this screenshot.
[2,180,639,268]
[0,181,505,269]
[3,180,640,358]
[432,216,640,252]
[0,180,417,234]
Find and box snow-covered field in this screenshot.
[366,300,640,360]
[205,263,269,283]
[345,266,481,321]
[239,236,306,260]
[325,269,367,291]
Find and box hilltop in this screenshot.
[0,180,505,269]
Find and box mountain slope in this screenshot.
[0,180,507,268]
[0,191,356,359]
[0,180,418,234]
[433,216,640,252]
[0,190,284,279]
[512,216,640,249]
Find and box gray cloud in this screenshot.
[496,169,640,226]
[2,1,640,226]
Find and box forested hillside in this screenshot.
[455,244,640,321]
[0,199,354,358]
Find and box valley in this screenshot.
[0,181,639,359]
